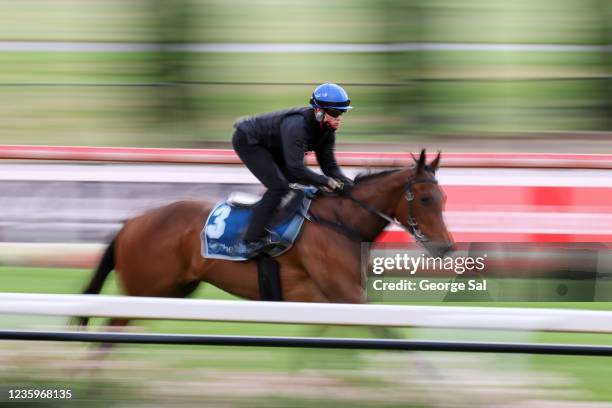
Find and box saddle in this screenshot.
[201,184,317,261]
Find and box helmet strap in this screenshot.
[314,109,325,122]
[321,119,335,133]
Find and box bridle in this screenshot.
[403,177,438,244]
[306,173,438,244]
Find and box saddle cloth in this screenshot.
[201,185,317,261]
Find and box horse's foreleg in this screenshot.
[295,223,365,303]
[280,263,329,302]
[303,251,365,303]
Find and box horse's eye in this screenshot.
[420,196,432,205]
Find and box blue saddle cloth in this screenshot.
[201,186,317,261]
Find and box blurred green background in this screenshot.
[1,0,611,148]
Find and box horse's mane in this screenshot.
[353,169,401,185]
[353,165,436,185]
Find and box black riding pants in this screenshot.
[232,130,289,241]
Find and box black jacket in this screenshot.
[234,107,350,187]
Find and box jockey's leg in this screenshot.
[244,188,286,241]
[233,130,289,241]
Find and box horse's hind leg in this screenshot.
[87,281,200,365]
[90,317,131,356]
[101,281,200,334]
[68,317,131,379]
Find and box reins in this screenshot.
[305,174,438,243]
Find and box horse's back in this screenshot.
[119,199,212,246]
[113,200,213,295]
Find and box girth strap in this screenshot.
[256,255,282,301]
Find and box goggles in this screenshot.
[324,108,345,118]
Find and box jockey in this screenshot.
[232,82,354,253]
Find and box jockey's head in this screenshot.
[310,82,352,131]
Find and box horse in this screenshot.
[76,149,454,331]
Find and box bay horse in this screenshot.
[76,149,453,330]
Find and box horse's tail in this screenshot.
[72,236,117,328]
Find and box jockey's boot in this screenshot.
[239,235,276,258]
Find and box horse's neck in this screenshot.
[343,169,411,241]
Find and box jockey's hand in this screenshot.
[327,178,351,195]
[327,177,343,191]
[342,178,354,189]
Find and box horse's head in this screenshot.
[393,149,454,257]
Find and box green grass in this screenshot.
[3,265,612,402]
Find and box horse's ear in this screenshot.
[417,149,426,172]
[430,151,441,172]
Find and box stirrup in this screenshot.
[264,229,282,245]
[240,235,275,255]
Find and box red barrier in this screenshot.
[1,145,611,169]
[0,145,610,243]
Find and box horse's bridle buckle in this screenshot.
[403,178,438,244]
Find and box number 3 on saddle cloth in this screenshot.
[201,185,318,261]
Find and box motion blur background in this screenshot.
[1,0,611,151]
[2,2,612,407]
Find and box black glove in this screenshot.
[327,178,352,195]
[341,178,354,189]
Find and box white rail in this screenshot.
[1,41,610,54]
[2,293,612,334]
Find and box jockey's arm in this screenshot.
[315,134,352,185]
[280,116,330,187]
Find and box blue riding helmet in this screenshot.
[309,82,352,111]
